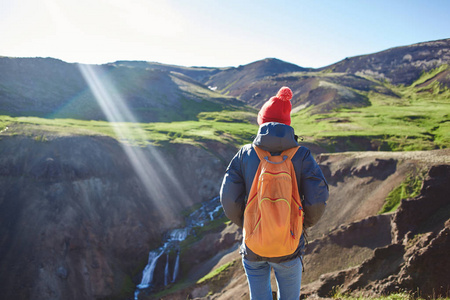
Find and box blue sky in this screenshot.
[1,0,449,68]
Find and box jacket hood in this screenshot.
[253,122,299,153]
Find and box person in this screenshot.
[220,86,329,300]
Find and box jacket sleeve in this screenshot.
[295,148,329,229]
[220,149,247,228]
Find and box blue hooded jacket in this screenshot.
[220,122,329,262]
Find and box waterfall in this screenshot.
[137,249,164,289]
[134,196,223,298]
[172,251,180,283]
[164,253,170,286]
[170,228,188,241]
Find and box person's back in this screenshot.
[220,87,329,300]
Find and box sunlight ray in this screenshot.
[77,63,192,220]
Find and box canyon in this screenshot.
[1,134,448,299]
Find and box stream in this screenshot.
[134,196,223,299]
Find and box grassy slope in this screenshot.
[0,111,258,148]
[1,66,449,152]
[290,66,450,151]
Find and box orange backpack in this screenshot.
[243,144,304,257]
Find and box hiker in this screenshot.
[220,86,329,300]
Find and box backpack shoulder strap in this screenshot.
[252,144,271,161]
[281,146,301,160]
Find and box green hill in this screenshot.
[0,57,248,122]
[290,65,450,152]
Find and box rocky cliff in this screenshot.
[1,134,449,300]
[301,163,450,299]
[0,135,237,300]
[155,149,450,300]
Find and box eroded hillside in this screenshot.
[155,149,450,300]
[1,134,449,300]
[0,135,237,300]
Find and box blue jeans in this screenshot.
[242,257,302,300]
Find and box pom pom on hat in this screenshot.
[276,86,293,101]
[257,86,293,126]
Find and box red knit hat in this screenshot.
[257,86,293,126]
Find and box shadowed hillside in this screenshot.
[0,135,237,300]
[112,61,225,83]
[0,57,247,122]
[230,72,377,113]
[202,58,308,97]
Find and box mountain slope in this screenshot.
[112,60,225,83]
[2,39,449,121]
[322,38,450,85]
[191,39,450,115]
[231,72,378,112]
[203,58,307,96]
[0,57,247,122]
[200,58,377,114]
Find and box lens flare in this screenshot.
[78,63,192,220]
